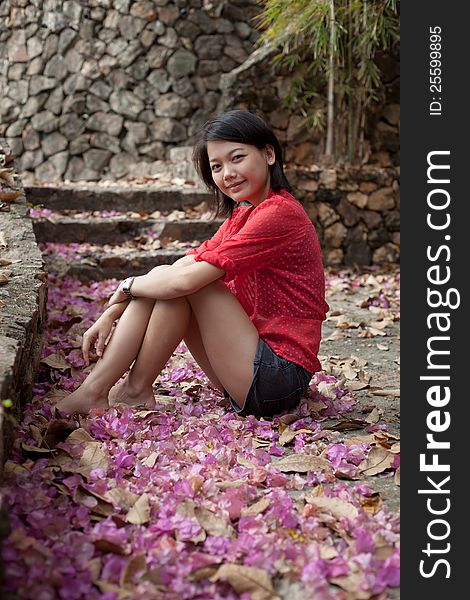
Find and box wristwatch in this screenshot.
[122,276,135,300]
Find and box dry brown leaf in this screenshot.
[358,447,395,476]
[359,492,382,515]
[394,465,400,486]
[120,553,147,587]
[240,497,270,518]
[347,380,370,391]
[365,407,381,424]
[305,495,360,521]
[0,231,7,249]
[0,269,11,285]
[273,454,333,474]
[237,454,258,469]
[126,493,151,525]
[105,488,140,512]
[194,506,234,538]
[41,352,71,371]
[371,388,400,397]
[377,343,389,351]
[0,190,22,202]
[330,572,372,598]
[141,451,158,468]
[66,428,95,444]
[209,564,280,600]
[278,426,312,446]
[80,442,109,472]
[174,499,206,543]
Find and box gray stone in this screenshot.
[64,48,84,73]
[44,55,69,80]
[8,63,26,81]
[81,59,101,80]
[86,112,124,136]
[62,93,86,115]
[104,9,121,30]
[158,4,179,25]
[124,121,149,144]
[372,243,400,264]
[31,110,58,133]
[362,210,382,230]
[151,118,186,142]
[44,87,64,115]
[317,202,339,227]
[147,69,172,93]
[201,74,220,91]
[98,27,118,43]
[90,7,106,21]
[26,56,44,75]
[42,34,59,61]
[65,156,100,181]
[215,18,234,34]
[129,57,150,81]
[337,198,360,227]
[220,56,236,72]
[324,222,347,248]
[117,40,143,68]
[345,241,371,266]
[22,126,41,151]
[90,132,121,154]
[174,19,201,41]
[347,191,368,209]
[119,15,147,40]
[35,159,61,182]
[109,152,135,178]
[58,28,77,54]
[89,81,112,100]
[63,74,90,94]
[20,149,44,170]
[154,93,191,118]
[367,187,395,211]
[167,49,197,78]
[148,45,172,69]
[98,55,118,75]
[114,0,131,12]
[131,0,158,21]
[197,60,219,76]
[26,37,42,60]
[108,70,132,90]
[319,169,337,189]
[234,21,252,39]
[140,142,166,160]
[109,90,144,119]
[5,137,23,157]
[160,27,179,49]
[107,38,128,58]
[140,28,158,48]
[7,81,29,104]
[83,148,112,171]
[69,134,91,155]
[43,12,68,33]
[42,132,69,157]
[86,94,109,113]
[20,94,48,118]
[172,77,194,97]
[29,76,56,95]
[7,30,28,62]
[0,99,20,122]
[59,113,86,139]
[194,35,224,60]
[188,10,216,34]
[79,20,96,41]
[63,0,83,25]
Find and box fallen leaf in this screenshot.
[210,564,280,600]
[370,388,400,397]
[305,495,360,521]
[41,352,71,371]
[120,553,147,587]
[126,493,151,525]
[394,466,400,486]
[0,269,12,285]
[194,506,234,538]
[240,497,270,518]
[80,442,109,472]
[358,447,395,476]
[365,407,381,424]
[273,454,333,474]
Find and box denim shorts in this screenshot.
[227,338,313,418]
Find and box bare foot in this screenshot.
[108,378,156,408]
[55,384,109,415]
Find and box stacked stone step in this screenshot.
[27,184,221,280]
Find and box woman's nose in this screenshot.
[223,164,236,180]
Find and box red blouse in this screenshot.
[186,188,329,373]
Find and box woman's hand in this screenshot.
[82,311,117,365]
[107,281,128,307]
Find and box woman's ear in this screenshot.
[265,145,275,165]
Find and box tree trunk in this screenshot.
[325,0,335,158]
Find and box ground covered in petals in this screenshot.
[1,268,400,600]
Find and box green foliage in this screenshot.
[256,0,400,162]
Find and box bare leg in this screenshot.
[56,296,189,414]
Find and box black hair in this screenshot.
[192,109,292,218]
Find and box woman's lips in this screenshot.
[226,180,245,191]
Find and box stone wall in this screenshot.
[0,0,399,184]
[0,139,47,473]
[288,165,400,266]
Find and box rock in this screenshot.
[64,48,84,73]
[59,113,86,139]
[123,121,148,144]
[29,75,56,95]
[89,81,112,100]
[83,149,112,171]
[151,118,187,142]
[362,210,382,230]
[22,126,41,151]
[89,132,121,154]
[86,112,124,136]
[44,87,64,115]
[31,111,57,133]
[148,45,172,68]
[160,28,179,49]
[319,169,337,189]
[347,191,368,209]
[372,243,400,264]
[383,103,400,126]
[108,152,136,178]
[345,241,371,266]
[19,149,44,170]
[131,0,158,21]
[140,141,166,159]
[154,94,191,118]
[316,202,339,227]
[64,157,100,181]
[367,187,395,211]
[69,135,90,155]
[44,55,69,80]
[345,223,366,243]
[337,198,360,227]
[5,119,27,138]
[58,28,77,54]
[324,248,344,266]
[109,90,144,118]
[324,222,347,248]
[147,69,172,93]
[158,4,180,26]
[42,132,68,157]
[35,159,61,182]
[119,16,147,41]
[167,49,197,78]
[86,94,109,113]
[26,37,42,60]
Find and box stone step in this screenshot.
[42,245,192,281]
[25,184,211,212]
[33,215,223,244]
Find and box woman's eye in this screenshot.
[211,164,221,172]
[233,155,244,161]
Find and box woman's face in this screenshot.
[207,140,275,207]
